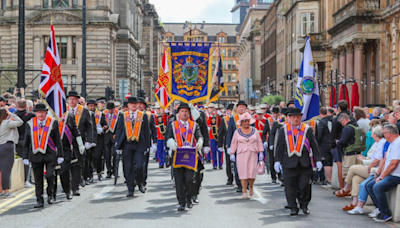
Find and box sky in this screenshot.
[150,0,233,24]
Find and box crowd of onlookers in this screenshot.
[313,99,400,222]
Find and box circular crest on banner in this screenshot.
[300,76,317,95]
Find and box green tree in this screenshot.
[261,95,285,105]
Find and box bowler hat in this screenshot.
[287,100,295,107]
[288,108,303,116]
[272,106,280,114]
[33,103,48,112]
[177,103,190,112]
[227,104,234,110]
[137,97,146,105]
[66,90,81,98]
[281,107,288,115]
[87,99,97,105]
[106,101,115,110]
[127,96,138,104]
[236,100,247,107]
[123,101,128,107]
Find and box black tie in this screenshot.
[72,109,75,114]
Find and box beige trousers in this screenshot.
[342,155,360,178]
[344,165,370,196]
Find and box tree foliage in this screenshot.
[261,95,285,105]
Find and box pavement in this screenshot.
[0,159,398,228]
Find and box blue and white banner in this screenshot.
[295,37,320,121]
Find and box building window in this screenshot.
[233,60,236,69]
[44,36,75,64]
[218,36,226,43]
[53,0,69,7]
[62,75,68,93]
[72,37,76,59]
[232,73,236,82]
[222,49,226,57]
[228,60,232,69]
[310,13,315,33]
[301,13,307,36]
[73,0,78,7]
[228,74,232,82]
[71,75,76,90]
[228,86,232,96]
[1,0,6,9]
[228,49,232,57]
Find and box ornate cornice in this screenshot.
[28,11,85,25]
[353,38,366,50]
[345,43,354,53]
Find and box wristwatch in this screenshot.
[379,177,383,180]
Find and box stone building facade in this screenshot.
[163,22,241,104]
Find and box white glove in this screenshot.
[23,159,29,165]
[91,143,97,147]
[165,109,169,114]
[230,154,235,162]
[76,136,86,154]
[218,147,224,152]
[168,148,172,157]
[259,153,264,161]
[97,127,103,134]
[208,127,211,132]
[274,162,281,173]
[167,138,178,151]
[196,138,204,151]
[116,150,122,154]
[263,142,268,149]
[85,142,92,150]
[204,146,210,154]
[269,145,273,150]
[151,143,157,153]
[189,103,200,121]
[217,110,222,116]
[57,157,64,164]
[227,148,231,155]
[316,161,323,171]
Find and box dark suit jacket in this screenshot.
[261,120,272,142]
[198,111,209,147]
[275,127,321,169]
[115,111,151,153]
[148,113,157,146]
[226,115,255,149]
[218,115,229,148]
[15,109,35,141]
[23,119,63,163]
[331,110,355,148]
[165,120,203,146]
[75,107,94,144]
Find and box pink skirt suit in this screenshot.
[230,127,264,179]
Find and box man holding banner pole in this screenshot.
[165,103,204,211]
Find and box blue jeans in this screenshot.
[366,175,400,216]
[358,175,375,204]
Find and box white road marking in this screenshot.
[92,186,115,200]
[250,188,269,204]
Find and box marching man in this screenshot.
[165,103,204,211]
[207,103,222,169]
[218,103,235,185]
[23,103,64,208]
[104,101,119,179]
[154,103,168,168]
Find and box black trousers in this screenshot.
[71,151,83,191]
[192,159,204,196]
[268,149,281,181]
[122,142,144,192]
[233,153,242,190]
[174,167,194,206]
[93,134,104,174]
[224,148,233,184]
[283,164,314,210]
[59,149,72,194]
[32,156,56,203]
[143,150,150,185]
[104,134,115,176]
[83,149,93,179]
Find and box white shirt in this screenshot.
[130,111,137,120]
[372,138,387,161]
[180,120,188,129]
[384,136,400,177]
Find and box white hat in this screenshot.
[208,103,215,108]
[259,104,268,109]
[154,103,161,109]
[249,106,255,111]
[256,109,264,114]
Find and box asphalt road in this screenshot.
[0,158,397,228]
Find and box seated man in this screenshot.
[367,124,400,222]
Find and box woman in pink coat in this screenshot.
[230,112,264,199]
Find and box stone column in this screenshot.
[76,36,82,93]
[49,0,53,8]
[339,46,346,79]
[365,44,372,104]
[375,39,381,104]
[353,39,365,106]
[33,36,41,89]
[345,42,354,103]
[69,0,73,7]
[67,36,72,65]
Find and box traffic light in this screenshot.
[31,89,39,99]
[110,88,115,100]
[105,87,110,101]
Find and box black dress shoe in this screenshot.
[226,182,233,185]
[89,177,94,183]
[126,191,134,197]
[85,180,90,186]
[80,179,86,187]
[98,174,103,181]
[177,204,185,211]
[236,188,243,193]
[213,167,217,170]
[219,166,223,170]
[34,202,44,208]
[138,184,146,193]
[280,183,285,187]
[302,208,310,214]
[48,197,54,204]
[187,203,193,208]
[272,179,277,184]
[73,190,80,196]
[290,209,299,216]
[284,205,290,209]
[106,174,112,179]
[66,192,73,200]
[159,165,164,168]
[192,196,199,204]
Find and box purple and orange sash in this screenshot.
[172,120,195,148]
[105,109,119,133]
[59,112,73,146]
[67,104,84,127]
[30,116,55,154]
[95,110,102,126]
[224,115,230,128]
[123,111,143,141]
[284,123,308,157]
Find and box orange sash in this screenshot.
[67,104,84,127]
[123,111,143,141]
[234,114,241,129]
[95,110,101,126]
[224,115,230,128]
[173,120,195,147]
[284,123,308,157]
[30,116,54,154]
[105,109,119,133]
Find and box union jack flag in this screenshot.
[155,50,173,109]
[39,25,66,120]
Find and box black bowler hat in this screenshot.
[236,100,247,107]
[127,96,138,104]
[287,100,295,107]
[177,103,190,112]
[106,101,115,110]
[227,103,234,110]
[288,108,303,116]
[33,103,48,112]
[137,97,146,105]
[272,106,280,114]
[281,107,288,115]
[66,90,81,98]
[123,101,128,108]
[87,99,97,105]
[97,97,106,103]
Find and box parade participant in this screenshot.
[66,90,94,196]
[97,98,106,111]
[255,109,266,163]
[137,97,157,187]
[89,99,108,182]
[287,100,295,108]
[104,101,119,179]
[22,103,64,208]
[249,106,256,116]
[205,103,215,163]
[122,101,128,112]
[259,104,271,119]
[154,103,168,168]
[56,106,85,200]
[230,113,264,199]
[274,108,322,215]
[79,97,86,107]
[85,99,99,185]
[165,103,204,211]
[115,96,150,197]
[226,100,249,192]
[207,103,222,169]
[218,103,235,185]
